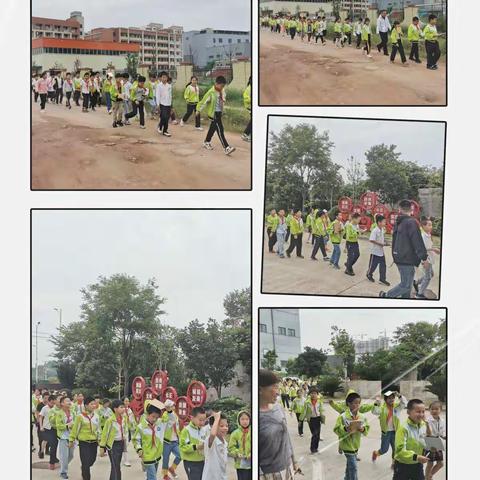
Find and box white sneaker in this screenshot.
[180,119,184,126]
[241,133,251,142]
[203,142,214,150]
[225,146,236,155]
[172,120,179,125]
[140,125,146,129]
[367,54,373,58]
[124,120,131,125]
[163,132,172,137]
[123,462,131,467]
[195,127,204,131]
[157,127,162,134]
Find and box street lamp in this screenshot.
[54,307,62,329]
[35,321,41,385]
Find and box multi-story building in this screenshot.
[260,1,334,16]
[341,0,370,17]
[31,38,140,73]
[183,28,251,68]
[354,336,390,356]
[86,23,183,72]
[260,309,302,371]
[32,11,84,40]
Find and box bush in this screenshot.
[204,396,250,433]
[424,374,446,402]
[318,375,343,397]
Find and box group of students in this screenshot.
[259,372,446,480]
[261,10,443,69]
[265,203,439,299]
[32,388,251,480]
[32,70,252,156]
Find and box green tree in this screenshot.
[329,326,356,377]
[267,123,338,212]
[424,374,447,402]
[353,350,396,386]
[125,53,139,77]
[318,375,343,397]
[345,155,365,204]
[293,347,328,379]
[263,350,278,371]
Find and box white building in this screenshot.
[32,12,83,40]
[260,0,334,16]
[354,336,390,356]
[260,309,302,370]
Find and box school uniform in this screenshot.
[417,230,435,296]
[393,419,427,480]
[47,406,60,465]
[345,223,360,273]
[243,84,251,137]
[202,435,228,480]
[425,416,445,462]
[63,79,73,107]
[161,410,182,476]
[56,409,76,478]
[301,397,324,453]
[316,20,326,44]
[180,422,209,480]
[367,225,387,281]
[182,84,201,128]
[81,78,90,110]
[132,416,165,480]
[276,216,288,258]
[73,77,82,105]
[266,214,279,253]
[123,80,133,119]
[110,83,125,125]
[155,81,172,133]
[343,23,353,45]
[355,22,363,48]
[408,24,422,62]
[36,78,49,110]
[424,24,441,68]
[311,216,329,260]
[362,24,372,54]
[197,86,231,149]
[100,414,129,480]
[391,27,407,63]
[290,397,305,436]
[286,217,303,257]
[126,81,148,126]
[288,19,297,40]
[328,219,344,268]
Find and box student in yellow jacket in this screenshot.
[311,211,330,262]
[69,396,100,480]
[408,16,423,63]
[266,209,279,253]
[196,76,235,155]
[289,389,306,436]
[228,411,251,479]
[345,213,361,276]
[56,396,76,479]
[393,399,429,479]
[300,389,325,454]
[328,212,345,269]
[179,406,209,480]
[390,21,408,65]
[161,399,182,479]
[286,211,304,258]
[241,77,251,142]
[424,14,441,70]
[99,400,127,480]
[180,75,202,130]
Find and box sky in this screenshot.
[32,0,251,32]
[32,210,250,363]
[299,308,446,351]
[268,117,446,179]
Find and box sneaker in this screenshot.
[379,279,390,286]
[322,257,330,262]
[163,132,172,137]
[241,133,250,142]
[286,252,291,258]
[108,109,112,114]
[311,257,318,261]
[124,120,131,125]
[203,142,214,150]
[297,255,304,259]
[92,107,96,111]
[366,274,374,282]
[140,125,146,129]
[345,270,355,276]
[415,60,422,64]
[415,293,427,299]
[157,127,163,134]
[225,146,236,155]
[372,450,379,462]
[379,291,387,298]
[195,126,204,131]
[172,120,179,125]
[180,119,185,126]
[367,54,373,58]
[123,462,131,467]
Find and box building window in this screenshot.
[237,39,241,43]
[228,39,232,43]
[260,323,267,333]
[288,329,295,337]
[278,327,286,336]
[219,38,223,43]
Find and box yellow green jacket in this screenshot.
[184,84,200,104]
[196,86,225,119]
[300,396,324,422]
[334,23,342,34]
[394,418,427,464]
[56,409,76,440]
[132,417,164,464]
[266,214,279,231]
[391,26,403,43]
[361,24,371,41]
[290,397,306,415]
[328,219,344,244]
[408,24,422,42]
[343,23,352,33]
[330,390,375,414]
[110,83,123,102]
[424,24,438,42]
[69,412,101,442]
[100,414,129,450]
[48,406,61,430]
[345,223,359,242]
[312,217,327,236]
[372,396,407,434]
[180,421,209,462]
[227,412,251,470]
[290,217,303,236]
[334,409,370,453]
[161,410,181,442]
[243,84,251,111]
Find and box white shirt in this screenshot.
[202,436,227,480]
[427,416,446,438]
[369,226,385,257]
[81,79,90,94]
[40,405,52,430]
[155,82,172,106]
[377,15,391,33]
[422,231,435,264]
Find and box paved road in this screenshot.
[32,434,238,479]
[280,400,446,480]
[262,232,440,298]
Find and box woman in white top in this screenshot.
[201,411,229,480]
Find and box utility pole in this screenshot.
[35,321,40,385]
[54,307,62,329]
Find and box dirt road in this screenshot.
[259,30,446,106]
[31,102,251,190]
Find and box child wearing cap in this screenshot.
[161,399,182,480]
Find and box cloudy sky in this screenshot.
[299,308,445,351]
[268,117,446,179]
[32,210,250,363]
[33,0,250,32]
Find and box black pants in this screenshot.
[391,40,407,63]
[287,233,303,257]
[409,41,420,61]
[82,93,90,110]
[315,33,325,44]
[267,228,277,252]
[244,118,252,136]
[79,441,98,480]
[126,101,145,126]
[377,31,389,54]
[364,35,371,54]
[91,91,99,109]
[183,102,200,127]
[295,413,304,435]
[47,428,59,465]
[34,91,39,102]
[345,32,352,45]
[205,112,229,148]
[290,27,296,40]
[183,460,204,480]
[280,394,290,409]
[285,227,291,243]
[56,88,63,104]
[74,90,81,106]
[236,469,251,480]
[158,104,171,133]
[307,33,313,42]
[40,93,47,110]
[367,254,386,281]
[425,40,441,68]
[308,417,321,453]
[393,461,425,480]
[311,234,327,259]
[107,440,123,480]
[356,33,362,48]
[346,241,360,272]
[65,91,72,107]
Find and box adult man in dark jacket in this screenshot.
[380,200,428,298]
